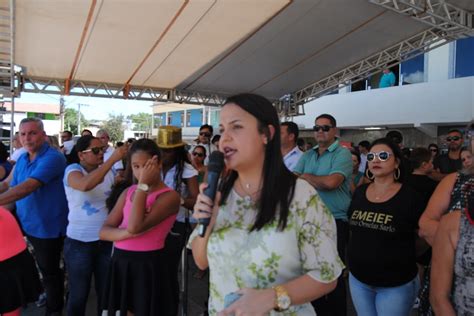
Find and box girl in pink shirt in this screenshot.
[0,207,41,316]
[100,139,180,316]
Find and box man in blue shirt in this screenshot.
[280,121,303,171]
[294,113,352,316]
[379,68,396,88]
[0,118,68,315]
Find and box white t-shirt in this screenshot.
[64,163,115,242]
[62,140,75,155]
[104,146,124,172]
[162,162,198,223]
[10,147,26,162]
[359,153,367,173]
[283,146,303,172]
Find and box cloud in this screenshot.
[402,70,424,84]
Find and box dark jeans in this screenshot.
[27,235,65,315]
[162,221,189,316]
[63,237,112,316]
[312,219,348,316]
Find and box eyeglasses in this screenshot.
[192,152,204,158]
[313,125,332,132]
[82,146,106,155]
[367,151,391,162]
[199,132,211,137]
[429,148,438,152]
[446,136,461,142]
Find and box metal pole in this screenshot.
[77,103,81,135]
[9,0,15,154]
[59,96,65,132]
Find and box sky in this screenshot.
[17,92,154,121]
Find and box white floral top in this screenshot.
[190,179,344,315]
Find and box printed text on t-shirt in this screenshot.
[350,210,396,232]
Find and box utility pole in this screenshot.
[77,103,89,135]
[59,96,65,132]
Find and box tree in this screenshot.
[101,114,125,144]
[64,107,89,135]
[127,112,152,132]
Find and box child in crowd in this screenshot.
[99,139,180,316]
[0,207,42,316]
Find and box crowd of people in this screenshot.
[0,93,472,316]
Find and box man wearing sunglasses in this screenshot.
[294,113,352,316]
[189,124,216,165]
[433,129,463,177]
[0,117,68,315]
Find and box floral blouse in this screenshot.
[190,179,344,315]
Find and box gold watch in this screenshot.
[273,285,291,311]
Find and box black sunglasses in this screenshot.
[200,132,211,137]
[430,148,438,152]
[82,146,106,155]
[192,152,204,158]
[313,125,332,132]
[446,136,461,142]
[367,151,391,162]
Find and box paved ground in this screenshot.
[21,251,416,316]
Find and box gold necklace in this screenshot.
[372,184,395,200]
[237,178,262,202]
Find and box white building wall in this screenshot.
[1,112,62,136]
[293,76,474,132]
[426,41,451,82]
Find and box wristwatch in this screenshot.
[136,183,150,193]
[273,285,291,311]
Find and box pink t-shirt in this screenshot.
[0,208,27,261]
[115,185,177,252]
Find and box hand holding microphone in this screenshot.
[194,151,224,237]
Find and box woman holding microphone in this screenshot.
[191,93,343,315]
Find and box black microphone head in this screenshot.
[207,151,225,173]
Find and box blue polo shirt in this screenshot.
[294,139,352,221]
[11,142,68,238]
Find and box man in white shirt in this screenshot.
[96,129,124,173]
[280,121,303,171]
[9,132,26,164]
[357,140,370,174]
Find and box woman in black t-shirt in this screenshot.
[348,138,424,316]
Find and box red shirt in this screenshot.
[0,208,27,261]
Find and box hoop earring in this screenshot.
[394,168,401,180]
[365,168,375,181]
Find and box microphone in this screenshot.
[198,151,225,237]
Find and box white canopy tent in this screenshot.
[4,0,474,114]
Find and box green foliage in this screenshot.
[64,107,89,135]
[101,113,125,144]
[127,112,152,132]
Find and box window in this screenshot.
[455,37,474,78]
[187,109,203,127]
[209,109,220,130]
[168,111,183,127]
[401,54,424,84]
[153,113,166,128]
